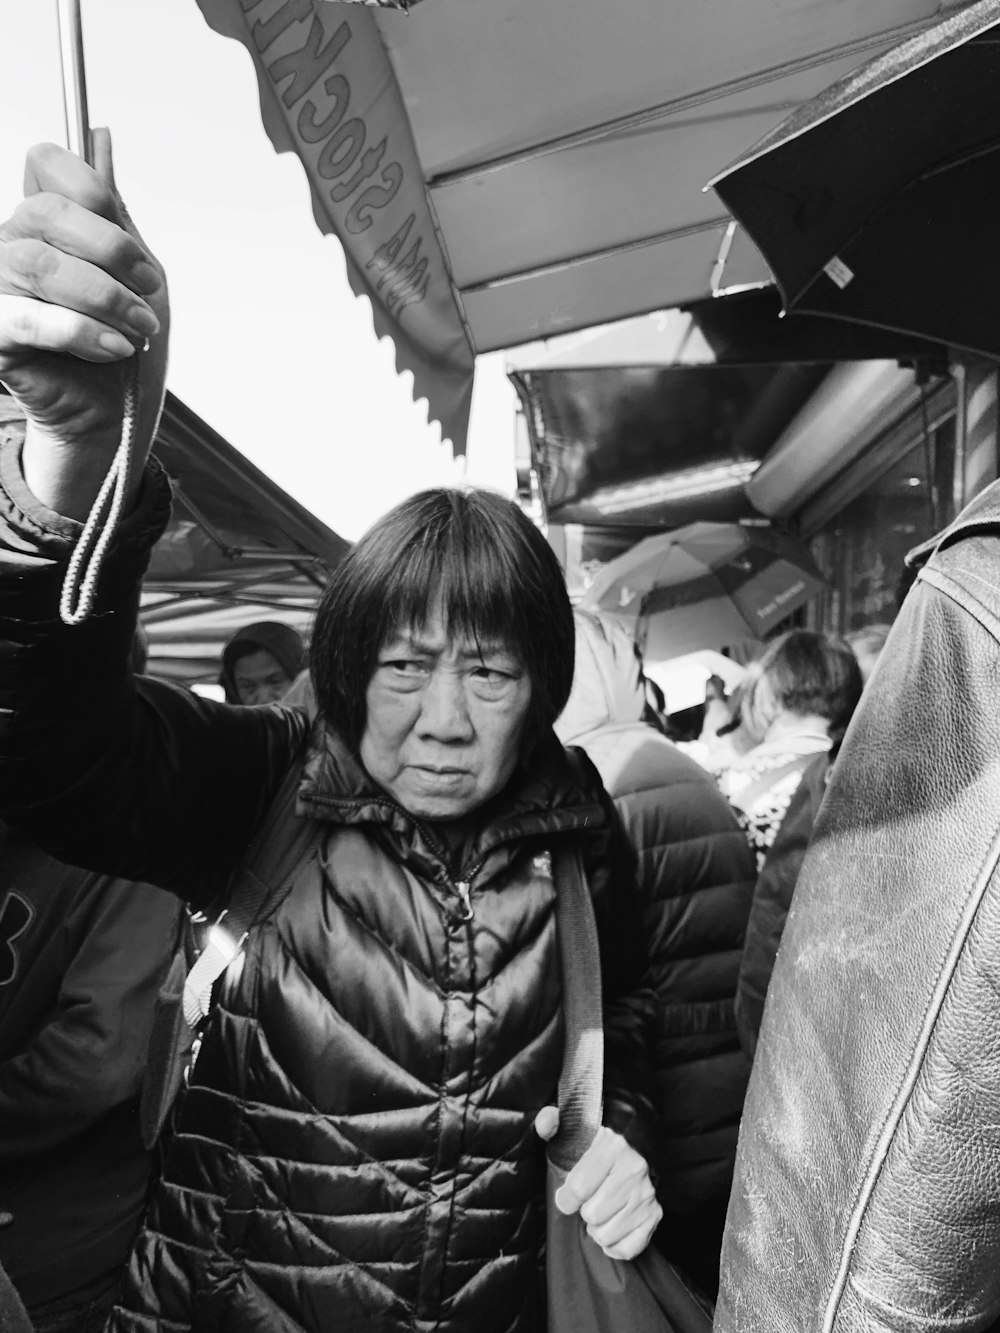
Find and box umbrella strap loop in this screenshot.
[59,356,141,626]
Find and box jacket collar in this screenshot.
[295,722,606,877]
[907,475,1000,569]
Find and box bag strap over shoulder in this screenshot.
[182,753,319,1028]
[549,838,605,1174]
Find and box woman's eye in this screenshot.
[473,666,511,685]
[384,659,426,677]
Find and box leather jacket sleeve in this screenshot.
[717,502,1000,1332]
[0,433,308,906]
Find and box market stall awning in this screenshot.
[194,0,959,453]
[509,288,950,529]
[143,393,350,684]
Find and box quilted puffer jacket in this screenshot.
[717,477,1000,1332]
[555,612,754,1295]
[0,437,655,1333]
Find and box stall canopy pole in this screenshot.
[56,0,92,165]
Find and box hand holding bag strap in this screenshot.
[546,836,715,1333]
[549,838,604,1173]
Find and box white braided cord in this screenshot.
[59,356,140,626]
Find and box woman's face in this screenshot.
[359,607,532,822]
[233,649,293,706]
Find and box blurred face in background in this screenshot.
[233,649,294,706]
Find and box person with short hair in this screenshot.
[716,630,863,869]
[0,140,661,1333]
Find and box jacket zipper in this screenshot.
[450,855,488,924]
[453,879,474,922]
[376,796,486,925]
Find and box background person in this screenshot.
[0,137,661,1333]
[716,631,862,869]
[218,620,306,705]
[555,610,756,1298]
[732,622,874,1056]
[0,631,185,1333]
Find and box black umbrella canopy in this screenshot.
[709,0,1000,359]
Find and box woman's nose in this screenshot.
[417,669,473,739]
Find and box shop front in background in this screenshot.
[806,396,959,634]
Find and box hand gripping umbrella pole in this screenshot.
[56,0,143,627]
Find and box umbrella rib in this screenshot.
[790,134,1000,314]
[918,134,1000,183]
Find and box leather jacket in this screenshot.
[716,478,1000,1331]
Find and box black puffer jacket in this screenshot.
[0,437,655,1333]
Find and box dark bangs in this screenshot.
[311,488,575,752]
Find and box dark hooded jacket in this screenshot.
[0,435,656,1333]
[555,613,754,1294]
[0,828,183,1316]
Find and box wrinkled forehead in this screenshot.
[380,584,522,660]
[383,612,518,661]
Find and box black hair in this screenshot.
[311,487,575,753]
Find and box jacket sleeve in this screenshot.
[0,880,181,1158]
[717,551,1000,1333]
[0,432,308,905]
[581,777,661,1166]
[612,744,754,1282]
[733,753,829,1059]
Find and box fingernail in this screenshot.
[131,261,160,294]
[98,330,136,358]
[127,305,160,339]
[554,1185,576,1215]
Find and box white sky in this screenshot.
[0,1,518,541]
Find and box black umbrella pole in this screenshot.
[56,0,92,166]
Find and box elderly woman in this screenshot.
[0,141,660,1332]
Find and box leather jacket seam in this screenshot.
[918,565,1000,645]
[822,809,1000,1331]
